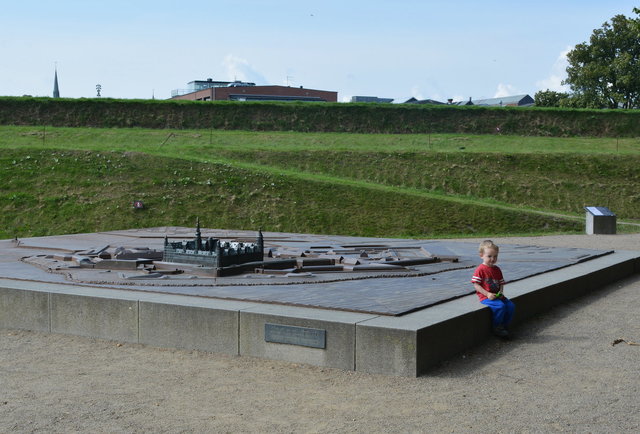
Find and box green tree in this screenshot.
[534,90,570,107]
[564,8,640,109]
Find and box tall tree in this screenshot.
[564,8,640,109]
[534,90,569,107]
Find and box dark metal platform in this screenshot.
[9,228,611,316]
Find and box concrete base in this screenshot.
[356,250,640,375]
[2,250,639,376]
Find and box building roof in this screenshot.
[228,94,325,102]
[471,94,534,107]
[172,79,256,97]
[452,97,474,106]
[350,96,394,103]
[171,84,337,102]
[403,98,445,105]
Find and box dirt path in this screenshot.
[1,234,639,432]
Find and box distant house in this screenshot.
[470,94,534,107]
[402,97,445,105]
[451,97,474,106]
[171,79,337,102]
[351,96,394,103]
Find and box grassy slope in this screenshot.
[2,126,638,239]
[0,149,581,239]
[2,125,639,153]
[3,97,640,137]
[219,151,640,220]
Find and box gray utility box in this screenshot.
[585,206,616,235]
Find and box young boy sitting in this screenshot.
[471,240,515,338]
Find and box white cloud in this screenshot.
[222,55,268,85]
[535,47,571,92]
[494,83,520,98]
[410,85,424,101]
[405,86,449,103]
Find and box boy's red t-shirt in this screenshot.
[471,263,505,301]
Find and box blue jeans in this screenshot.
[481,298,515,328]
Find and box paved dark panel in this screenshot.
[113,242,611,316]
[7,231,613,317]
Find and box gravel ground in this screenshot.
[1,234,639,433]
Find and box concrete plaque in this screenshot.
[265,323,326,349]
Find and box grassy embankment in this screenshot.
[3,97,640,137]
[1,126,639,239]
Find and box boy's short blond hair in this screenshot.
[479,240,499,254]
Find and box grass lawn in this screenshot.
[1,126,638,239]
[2,125,640,154]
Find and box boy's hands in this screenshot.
[473,283,502,300]
[487,289,502,300]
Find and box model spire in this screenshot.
[195,217,202,252]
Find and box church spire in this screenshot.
[53,67,60,98]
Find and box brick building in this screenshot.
[171,79,337,102]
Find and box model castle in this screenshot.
[163,219,264,272]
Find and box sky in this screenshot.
[1,1,638,103]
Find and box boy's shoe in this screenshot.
[492,325,509,338]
